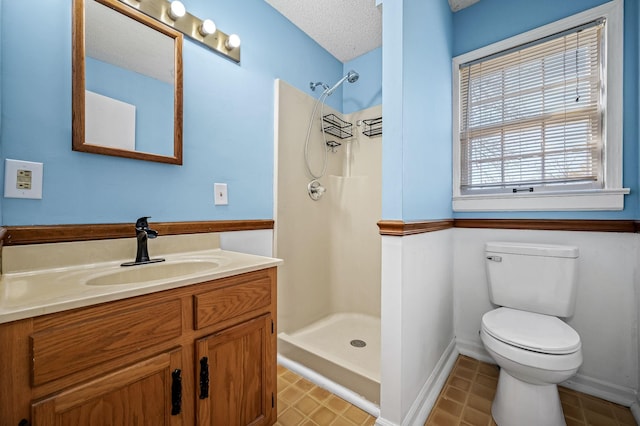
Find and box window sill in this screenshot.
[452,189,630,212]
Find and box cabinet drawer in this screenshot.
[31,299,182,386]
[194,277,271,330]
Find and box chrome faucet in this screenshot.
[121,217,165,267]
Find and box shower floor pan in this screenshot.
[277,312,380,404]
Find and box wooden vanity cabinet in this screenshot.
[0,267,277,426]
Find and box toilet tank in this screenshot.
[485,242,579,317]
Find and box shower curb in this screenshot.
[277,353,380,418]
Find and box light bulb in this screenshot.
[199,19,216,36]
[168,1,186,20]
[225,34,241,50]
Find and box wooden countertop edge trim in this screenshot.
[1,220,274,246]
[378,219,640,236]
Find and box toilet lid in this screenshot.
[482,307,581,354]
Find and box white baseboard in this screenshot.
[456,337,639,411]
[630,400,640,425]
[455,337,494,364]
[374,417,398,426]
[405,338,459,426]
[375,339,458,426]
[562,374,638,407]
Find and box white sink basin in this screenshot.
[85,260,220,286]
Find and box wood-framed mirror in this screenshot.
[73,0,183,165]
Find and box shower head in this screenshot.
[325,70,359,96]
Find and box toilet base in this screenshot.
[492,369,565,426]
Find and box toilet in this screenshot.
[480,242,582,426]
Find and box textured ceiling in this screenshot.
[265,0,382,63]
[265,0,481,63]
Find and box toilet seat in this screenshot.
[482,307,580,354]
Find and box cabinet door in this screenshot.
[32,349,184,426]
[196,315,275,426]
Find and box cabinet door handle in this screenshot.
[199,356,210,399]
[171,369,182,415]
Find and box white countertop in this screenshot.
[0,248,282,324]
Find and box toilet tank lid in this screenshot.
[482,307,581,354]
[485,242,578,258]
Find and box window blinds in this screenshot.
[459,19,605,193]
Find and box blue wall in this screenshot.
[343,47,382,114]
[453,0,609,56]
[0,0,350,226]
[381,1,404,220]
[403,0,452,221]
[0,0,3,225]
[5,0,634,226]
[381,0,453,221]
[637,0,640,216]
[452,0,639,219]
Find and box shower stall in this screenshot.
[273,78,382,409]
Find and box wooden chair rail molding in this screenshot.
[1,218,638,244]
[0,220,274,246]
[377,219,640,236]
[376,220,454,236]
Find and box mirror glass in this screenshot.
[73,0,183,164]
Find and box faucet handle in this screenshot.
[135,216,151,230]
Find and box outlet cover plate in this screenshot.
[214,183,228,205]
[4,159,43,199]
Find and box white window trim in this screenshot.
[452,0,629,212]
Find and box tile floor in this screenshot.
[276,355,637,426]
[276,364,377,426]
[425,355,637,426]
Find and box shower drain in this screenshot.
[350,339,367,348]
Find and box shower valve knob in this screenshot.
[307,179,326,201]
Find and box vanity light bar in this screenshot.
[118,0,240,63]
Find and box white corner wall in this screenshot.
[636,232,640,418]
[453,228,639,406]
[219,229,274,257]
[379,230,455,425]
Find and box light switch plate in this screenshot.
[214,183,228,205]
[4,159,43,199]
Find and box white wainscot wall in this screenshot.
[219,229,274,257]
[378,230,457,426]
[220,227,640,421]
[452,228,639,408]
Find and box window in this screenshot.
[461,20,603,193]
[452,1,627,211]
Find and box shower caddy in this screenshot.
[321,114,383,140]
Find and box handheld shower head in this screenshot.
[325,70,359,96]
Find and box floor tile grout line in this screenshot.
[277,355,634,426]
[425,355,635,426]
[276,366,377,426]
